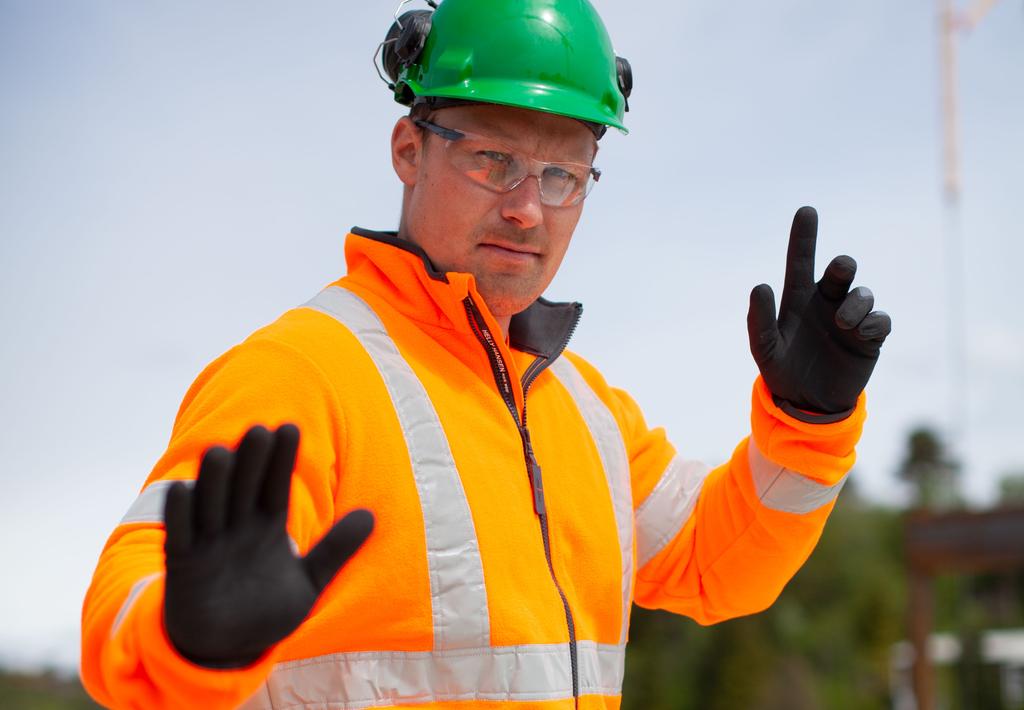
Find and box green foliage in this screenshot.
[0,670,99,710]
[622,490,907,710]
[998,473,1024,505]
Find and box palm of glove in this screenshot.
[163,424,374,668]
[747,207,892,417]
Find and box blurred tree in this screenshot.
[897,427,962,511]
[998,472,1024,505]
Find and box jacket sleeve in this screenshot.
[630,376,863,623]
[564,353,864,626]
[80,334,346,709]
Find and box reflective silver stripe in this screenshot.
[110,572,161,638]
[576,640,627,696]
[548,357,634,645]
[748,439,847,514]
[118,479,300,554]
[304,286,489,651]
[119,479,193,525]
[635,456,712,569]
[239,641,626,709]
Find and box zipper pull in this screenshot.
[522,427,546,517]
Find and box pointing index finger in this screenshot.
[782,206,819,306]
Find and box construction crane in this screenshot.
[935,0,1003,518]
[940,0,1004,202]
[911,4,1007,709]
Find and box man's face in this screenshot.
[391,104,597,320]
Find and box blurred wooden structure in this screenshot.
[904,506,1024,710]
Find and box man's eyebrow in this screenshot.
[462,121,519,143]
[455,120,596,162]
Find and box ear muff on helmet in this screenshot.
[616,56,632,112]
[381,10,433,106]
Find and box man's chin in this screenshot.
[474,288,541,319]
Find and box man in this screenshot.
[80,1,891,708]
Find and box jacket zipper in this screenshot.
[463,297,581,705]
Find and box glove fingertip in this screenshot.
[329,509,375,554]
[747,283,776,319]
[344,508,376,537]
[303,509,375,593]
[276,422,301,442]
[851,285,874,301]
[164,481,193,555]
[856,310,893,341]
[794,205,818,225]
[819,255,857,301]
[260,424,301,517]
[831,254,857,274]
[747,284,780,359]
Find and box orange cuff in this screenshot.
[750,377,866,486]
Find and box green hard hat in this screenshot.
[382,0,631,134]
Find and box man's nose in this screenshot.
[499,175,544,229]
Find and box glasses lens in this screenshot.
[443,132,596,207]
[540,165,592,207]
[446,138,525,192]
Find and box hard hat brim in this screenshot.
[405,77,628,135]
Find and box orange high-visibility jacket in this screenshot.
[81,229,865,710]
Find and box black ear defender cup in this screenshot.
[615,56,633,112]
[381,10,434,106]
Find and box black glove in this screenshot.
[747,206,892,420]
[163,424,374,668]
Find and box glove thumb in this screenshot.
[302,508,375,594]
[747,284,780,365]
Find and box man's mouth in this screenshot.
[478,241,541,257]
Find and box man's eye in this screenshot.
[478,150,513,164]
[544,166,580,185]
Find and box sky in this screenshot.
[1,0,1022,674]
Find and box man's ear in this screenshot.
[391,117,423,187]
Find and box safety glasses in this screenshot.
[414,119,601,208]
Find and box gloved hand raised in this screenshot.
[162,424,374,668]
[747,206,892,420]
